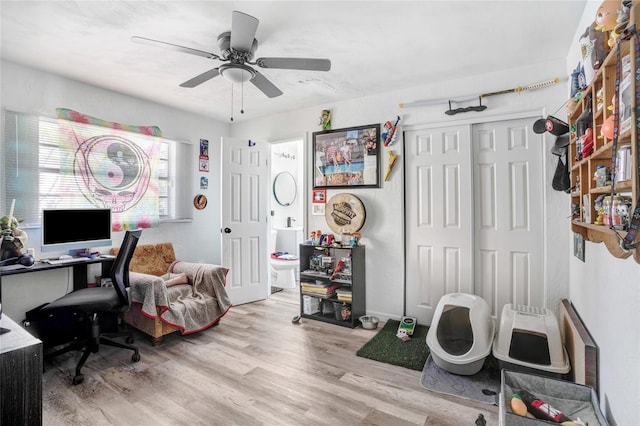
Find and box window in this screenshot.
[2,110,193,228]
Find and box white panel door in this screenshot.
[221,137,269,305]
[473,118,544,317]
[405,125,474,325]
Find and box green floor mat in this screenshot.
[356,319,430,371]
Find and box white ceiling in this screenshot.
[1,1,588,123]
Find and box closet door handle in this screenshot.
[223,227,232,234]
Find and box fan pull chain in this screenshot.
[241,80,245,115]
[230,83,234,122]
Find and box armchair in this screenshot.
[110,243,232,346]
[39,229,142,385]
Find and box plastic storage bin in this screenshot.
[302,295,320,315]
[333,302,351,321]
[500,370,608,425]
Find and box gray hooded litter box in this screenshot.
[426,293,495,375]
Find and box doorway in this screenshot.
[269,138,305,293]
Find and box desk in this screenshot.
[0,314,43,425]
[0,257,114,291]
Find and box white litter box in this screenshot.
[426,293,495,375]
[493,304,570,377]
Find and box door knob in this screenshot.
[223,227,232,234]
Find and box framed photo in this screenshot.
[312,203,325,215]
[199,138,209,159]
[313,123,380,189]
[312,189,326,203]
[573,232,585,262]
[199,158,209,172]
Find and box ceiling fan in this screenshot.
[132,10,331,99]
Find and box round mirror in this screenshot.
[273,171,297,206]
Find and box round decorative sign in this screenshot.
[325,193,366,234]
[193,194,208,210]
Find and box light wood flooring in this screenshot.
[42,288,498,425]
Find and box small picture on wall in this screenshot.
[312,203,325,215]
[199,158,209,172]
[193,194,208,210]
[200,139,209,159]
[573,232,585,262]
[312,189,326,203]
[200,176,208,190]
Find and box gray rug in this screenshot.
[420,354,501,405]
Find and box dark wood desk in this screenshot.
[0,314,43,425]
[0,257,114,290]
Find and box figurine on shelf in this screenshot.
[601,95,617,141]
[350,231,361,247]
[581,128,594,158]
[594,195,606,225]
[0,198,34,267]
[319,109,331,130]
[595,208,605,225]
[310,229,323,245]
[595,0,624,48]
[594,165,611,187]
[0,214,27,261]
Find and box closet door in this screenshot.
[473,118,544,316]
[404,124,474,325]
[404,117,544,325]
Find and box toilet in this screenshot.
[426,293,495,375]
[269,228,302,289]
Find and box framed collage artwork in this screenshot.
[312,124,380,189]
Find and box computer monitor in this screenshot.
[41,208,113,253]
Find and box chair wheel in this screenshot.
[126,337,134,344]
[132,352,141,362]
[72,374,84,385]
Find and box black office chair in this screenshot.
[41,229,142,384]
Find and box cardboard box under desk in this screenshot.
[499,370,608,426]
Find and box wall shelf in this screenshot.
[568,11,639,263]
[571,221,639,262]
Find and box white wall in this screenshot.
[1,60,229,319]
[565,3,640,425]
[231,58,571,323]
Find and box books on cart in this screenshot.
[335,287,352,303]
[301,281,341,297]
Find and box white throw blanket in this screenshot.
[127,261,232,334]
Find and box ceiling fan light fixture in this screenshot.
[219,64,255,83]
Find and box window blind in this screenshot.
[2,110,193,228]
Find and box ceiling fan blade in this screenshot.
[230,11,259,52]
[255,57,331,72]
[132,36,220,60]
[180,68,220,88]
[250,71,283,98]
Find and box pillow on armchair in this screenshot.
[110,243,176,276]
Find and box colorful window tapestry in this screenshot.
[55,108,163,231]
